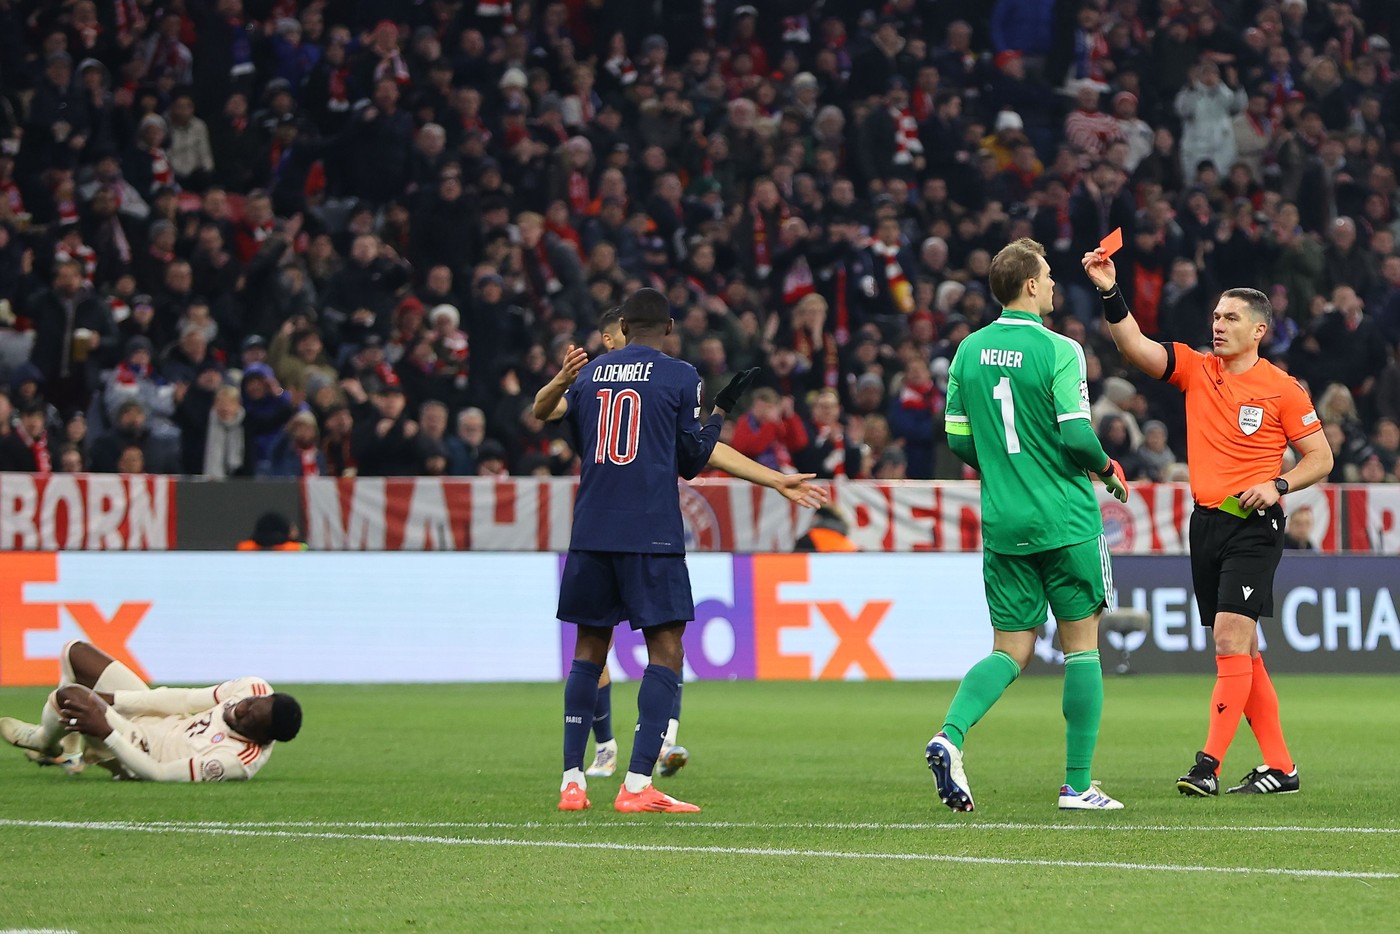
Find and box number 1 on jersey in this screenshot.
[992,376,1021,454]
[595,388,641,465]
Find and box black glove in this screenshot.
[714,367,759,413]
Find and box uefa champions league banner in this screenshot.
[300,476,1400,555]
[0,552,1393,687]
[1063,555,1400,676]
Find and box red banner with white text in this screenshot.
[0,474,174,550]
[301,477,1400,554]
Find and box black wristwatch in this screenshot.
[1273,477,1290,496]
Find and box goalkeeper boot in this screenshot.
[926,732,975,812]
[585,739,618,778]
[1226,765,1300,795]
[1176,751,1221,797]
[0,717,59,757]
[656,744,688,778]
[1058,781,1125,810]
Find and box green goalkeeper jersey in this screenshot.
[944,309,1105,555]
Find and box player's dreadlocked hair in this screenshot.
[620,288,670,332]
[269,693,303,742]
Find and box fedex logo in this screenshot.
[0,554,151,686]
[753,556,893,680]
[559,555,894,681]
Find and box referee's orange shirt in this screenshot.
[1165,343,1323,508]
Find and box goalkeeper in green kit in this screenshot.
[925,238,1129,813]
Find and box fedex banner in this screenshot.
[302,477,1400,555]
[0,553,1394,687]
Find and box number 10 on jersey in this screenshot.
[595,388,641,465]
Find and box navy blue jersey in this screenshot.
[565,344,722,553]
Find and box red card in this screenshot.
[1099,227,1123,257]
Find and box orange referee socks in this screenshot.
[1243,655,1294,772]
[1202,654,1253,768]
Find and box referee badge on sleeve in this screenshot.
[1238,405,1263,436]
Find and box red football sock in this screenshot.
[1244,655,1294,772]
[1202,654,1253,769]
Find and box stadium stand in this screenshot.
[0,0,1398,482]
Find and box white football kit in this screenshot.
[98,677,276,782]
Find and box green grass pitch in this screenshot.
[1,675,1397,932]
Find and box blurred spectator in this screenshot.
[732,387,809,472]
[29,259,116,415]
[1136,420,1178,482]
[352,376,419,476]
[448,407,486,476]
[0,1,1395,483]
[261,410,326,478]
[179,381,248,479]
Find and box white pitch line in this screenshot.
[0,820,1392,881]
[18,818,1395,835]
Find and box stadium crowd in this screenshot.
[0,0,1399,483]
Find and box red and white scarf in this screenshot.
[814,424,846,476]
[374,50,412,86]
[782,254,815,306]
[21,426,51,474]
[567,171,590,215]
[328,65,351,111]
[606,55,637,87]
[899,377,940,413]
[299,444,320,477]
[912,88,935,122]
[148,146,173,190]
[476,1,516,30]
[56,242,97,286]
[833,264,850,344]
[892,106,922,165]
[872,241,914,313]
[0,179,22,215]
[749,200,790,279]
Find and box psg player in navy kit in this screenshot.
[542,288,758,814]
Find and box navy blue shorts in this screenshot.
[557,550,695,630]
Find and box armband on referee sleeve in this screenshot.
[1099,285,1130,324]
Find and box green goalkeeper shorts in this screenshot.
[982,536,1113,632]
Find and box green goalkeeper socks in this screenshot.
[940,650,1021,748]
[1062,650,1104,794]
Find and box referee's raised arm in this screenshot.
[1081,249,1169,380]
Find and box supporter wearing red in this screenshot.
[732,387,809,473]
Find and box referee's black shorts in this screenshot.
[1189,502,1287,626]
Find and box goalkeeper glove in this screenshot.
[714,367,759,413]
[1097,457,1129,503]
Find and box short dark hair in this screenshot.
[988,237,1047,307]
[269,693,302,742]
[598,306,623,331]
[620,288,670,331]
[19,401,46,419]
[1222,287,1273,325]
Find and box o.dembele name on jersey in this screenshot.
[593,362,655,382]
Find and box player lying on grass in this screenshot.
[539,306,827,784]
[0,640,301,782]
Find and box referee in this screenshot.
[1082,248,1333,797]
